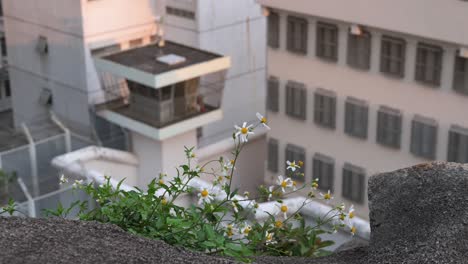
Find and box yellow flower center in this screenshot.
[292,181,297,187]
[227,230,234,237]
[351,226,356,235]
[266,233,273,241]
[281,180,288,188]
[159,179,164,185]
[298,161,304,167]
[312,182,319,188]
[261,117,267,123]
[201,189,209,198]
[339,214,345,221]
[291,161,296,167]
[161,198,167,205]
[241,127,248,134]
[274,220,283,228]
[190,153,196,158]
[230,159,235,165]
[218,176,224,182]
[324,193,331,200]
[349,211,355,219]
[280,205,288,213]
[243,227,251,234]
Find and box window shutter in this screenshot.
[342,168,351,199]
[300,86,307,120]
[357,173,365,204]
[410,120,421,155]
[447,131,457,162]
[394,114,402,148]
[314,93,321,124]
[287,18,294,52]
[330,96,336,129]
[268,12,279,48]
[286,83,292,116]
[268,139,279,172]
[300,21,308,54]
[268,77,279,112]
[345,102,353,135]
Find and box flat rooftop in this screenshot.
[0,111,28,152]
[102,41,222,76]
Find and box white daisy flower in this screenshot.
[350,225,357,236]
[265,231,276,245]
[197,188,214,205]
[275,175,293,193]
[319,190,334,203]
[72,179,83,188]
[169,208,176,217]
[225,224,238,238]
[268,185,275,201]
[242,225,252,236]
[59,175,68,185]
[234,122,254,143]
[286,160,299,172]
[348,205,355,219]
[275,202,289,219]
[256,112,271,130]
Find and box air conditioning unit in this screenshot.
[350,24,363,36]
[459,47,468,59]
[36,36,49,55]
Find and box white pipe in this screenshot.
[21,123,39,198]
[17,177,36,217]
[50,111,72,153]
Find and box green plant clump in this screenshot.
[51,113,357,261]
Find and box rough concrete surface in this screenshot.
[368,162,468,264]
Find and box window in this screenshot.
[415,43,443,86]
[453,56,468,94]
[345,97,368,139]
[410,115,437,159]
[268,12,280,48]
[380,36,406,77]
[267,76,279,112]
[316,22,338,61]
[342,163,366,204]
[285,81,307,120]
[313,153,334,192]
[4,80,10,97]
[285,144,306,181]
[377,106,402,148]
[166,6,196,20]
[267,138,279,173]
[447,125,468,163]
[0,37,6,57]
[287,16,308,54]
[347,31,371,70]
[314,88,336,129]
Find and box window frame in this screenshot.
[267,76,280,112]
[285,144,306,182]
[316,22,339,62]
[268,11,280,48]
[342,163,366,204]
[285,81,307,120]
[267,138,279,173]
[415,43,443,87]
[410,115,438,160]
[313,153,334,192]
[447,125,468,163]
[453,55,468,95]
[314,88,336,129]
[376,106,403,149]
[347,30,371,70]
[286,15,308,54]
[380,36,406,78]
[344,97,369,139]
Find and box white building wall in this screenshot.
[263,8,468,219]
[166,0,267,143]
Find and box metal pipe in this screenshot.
[21,123,39,198]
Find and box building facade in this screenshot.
[259,0,468,218]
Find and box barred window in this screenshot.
[287,16,308,54]
[453,56,468,95]
[268,12,280,48]
[380,36,406,77]
[347,31,371,70]
[447,125,468,163]
[314,88,336,129]
[285,81,307,120]
[285,144,306,182]
[377,106,402,149]
[267,76,279,112]
[415,43,443,86]
[166,6,196,20]
[344,97,368,139]
[342,163,365,204]
[316,22,338,61]
[313,153,334,192]
[0,37,6,57]
[267,138,279,173]
[410,115,438,160]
